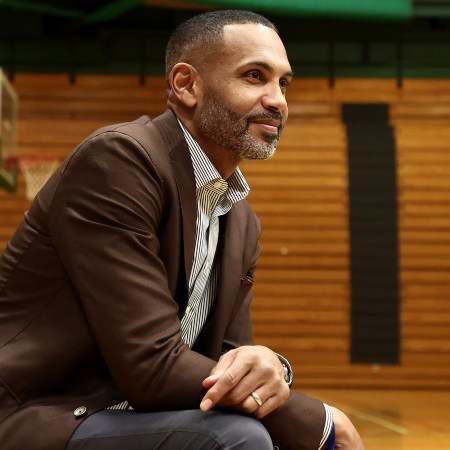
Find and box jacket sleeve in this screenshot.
[261,391,327,450]
[49,130,215,410]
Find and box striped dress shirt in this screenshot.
[178,120,250,347]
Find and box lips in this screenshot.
[253,118,281,129]
[252,118,281,135]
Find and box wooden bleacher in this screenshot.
[246,78,450,389]
[1,74,449,389]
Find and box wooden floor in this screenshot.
[304,389,450,449]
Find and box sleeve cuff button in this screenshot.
[74,406,87,417]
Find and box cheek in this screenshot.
[242,87,265,109]
[227,83,262,110]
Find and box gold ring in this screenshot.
[250,391,263,407]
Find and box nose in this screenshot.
[261,82,288,119]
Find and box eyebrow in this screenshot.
[243,60,294,78]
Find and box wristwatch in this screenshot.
[276,353,293,387]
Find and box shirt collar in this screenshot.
[177,118,250,204]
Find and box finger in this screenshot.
[214,362,287,410]
[250,391,264,407]
[252,395,281,419]
[211,371,262,408]
[202,373,220,389]
[234,391,280,419]
[232,393,261,415]
[200,360,249,411]
[208,350,237,377]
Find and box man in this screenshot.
[0,10,364,450]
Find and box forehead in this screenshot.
[218,23,291,73]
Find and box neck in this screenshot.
[172,107,240,180]
[196,137,240,180]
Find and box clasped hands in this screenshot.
[200,345,289,419]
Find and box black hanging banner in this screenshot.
[343,104,400,364]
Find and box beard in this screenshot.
[197,89,284,161]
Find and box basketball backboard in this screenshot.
[0,68,18,192]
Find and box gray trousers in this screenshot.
[66,409,274,450]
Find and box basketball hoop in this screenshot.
[18,155,60,201]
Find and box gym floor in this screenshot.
[306,389,450,450]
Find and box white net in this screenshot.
[19,157,59,201]
[0,68,19,191]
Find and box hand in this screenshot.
[331,406,365,450]
[200,345,290,419]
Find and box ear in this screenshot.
[168,63,200,108]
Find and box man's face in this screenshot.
[194,23,292,161]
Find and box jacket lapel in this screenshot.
[153,110,196,289]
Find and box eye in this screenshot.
[247,70,263,81]
[279,77,290,91]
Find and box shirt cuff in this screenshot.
[318,403,334,450]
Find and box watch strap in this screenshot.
[276,353,293,387]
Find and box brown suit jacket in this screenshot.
[0,110,325,450]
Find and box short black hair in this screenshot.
[165,10,277,80]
